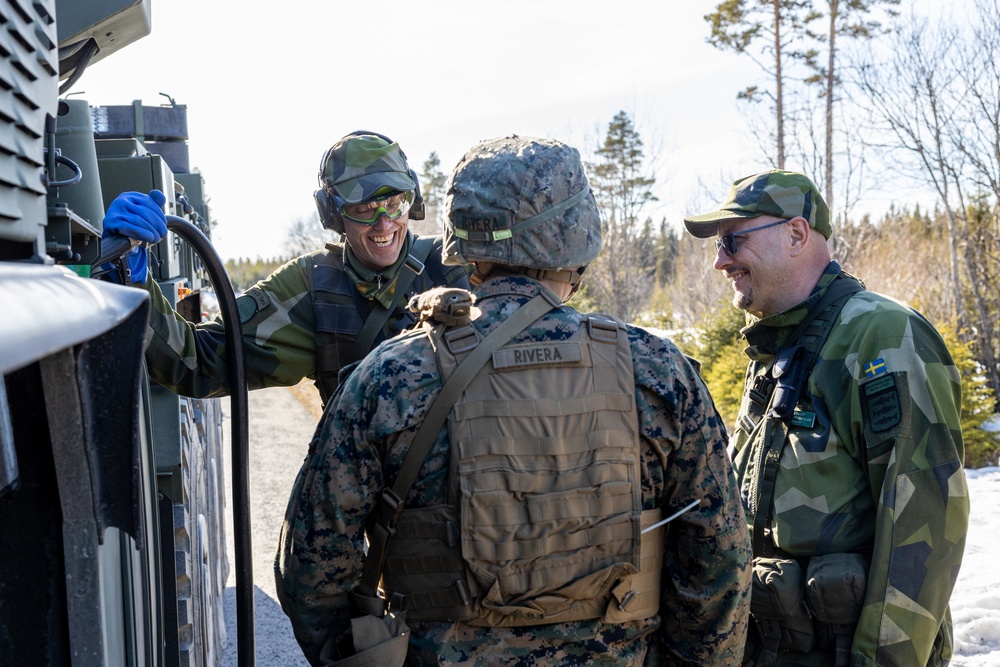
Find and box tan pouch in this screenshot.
[318,613,409,667]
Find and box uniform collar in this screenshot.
[473,273,562,302]
[345,232,414,307]
[742,261,842,361]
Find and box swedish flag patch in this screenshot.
[863,358,887,377]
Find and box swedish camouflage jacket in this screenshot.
[141,233,469,401]
[732,262,969,666]
[275,275,752,667]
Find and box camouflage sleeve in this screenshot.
[630,328,752,666]
[142,255,317,397]
[841,299,969,666]
[274,348,392,665]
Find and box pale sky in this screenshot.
[74,0,959,261]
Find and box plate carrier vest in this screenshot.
[309,235,449,404]
[371,294,665,627]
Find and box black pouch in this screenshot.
[769,346,808,420]
[751,557,815,654]
[806,553,867,653]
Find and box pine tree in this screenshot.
[706,0,820,168]
[584,111,658,322]
[937,319,1000,468]
[415,151,448,236]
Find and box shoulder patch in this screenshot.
[236,294,259,324]
[862,372,901,433]
[235,285,273,324]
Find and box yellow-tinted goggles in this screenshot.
[341,190,414,225]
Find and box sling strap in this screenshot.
[749,274,865,558]
[351,291,561,616]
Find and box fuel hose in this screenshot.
[164,215,256,667]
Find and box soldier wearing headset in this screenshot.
[102,130,470,405]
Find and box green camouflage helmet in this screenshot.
[684,169,831,239]
[319,132,415,203]
[442,135,602,270]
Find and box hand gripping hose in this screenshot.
[164,215,256,666]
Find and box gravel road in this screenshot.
[221,384,318,667]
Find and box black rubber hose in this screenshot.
[165,215,256,666]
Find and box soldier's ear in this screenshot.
[787,216,810,255]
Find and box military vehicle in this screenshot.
[0,0,253,664]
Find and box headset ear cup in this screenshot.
[314,189,344,233]
[408,168,425,221]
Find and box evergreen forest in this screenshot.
[225,0,1000,466]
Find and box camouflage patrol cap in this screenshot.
[684,169,831,239]
[443,135,602,270]
[319,132,415,203]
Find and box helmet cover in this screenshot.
[443,135,602,270]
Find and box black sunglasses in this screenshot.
[715,218,791,256]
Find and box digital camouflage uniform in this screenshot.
[732,262,969,667]
[275,274,752,666]
[141,231,469,401]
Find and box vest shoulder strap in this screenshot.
[749,273,865,557]
[348,235,437,362]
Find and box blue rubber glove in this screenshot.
[122,244,149,284]
[100,189,167,284]
[104,189,168,243]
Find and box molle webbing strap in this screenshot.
[348,236,434,363]
[354,292,560,606]
[453,392,631,421]
[311,249,364,405]
[750,275,864,557]
[467,518,635,562]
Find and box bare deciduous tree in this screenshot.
[853,5,1000,397]
[283,214,332,258]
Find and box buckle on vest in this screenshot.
[375,489,404,535]
[404,253,426,276]
[617,589,638,612]
[389,590,406,613]
[769,345,808,420]
[587,316,619,343]
[739,413,759,434]
[444,324,480,355]
[454,578,471,606]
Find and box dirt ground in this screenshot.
[221,381,322,667]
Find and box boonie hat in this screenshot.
[684,169,831,239]
[320,133,415,203]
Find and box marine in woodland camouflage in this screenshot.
[275,275,752,667]
[731,262,969,666]
[140,233,469,398]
